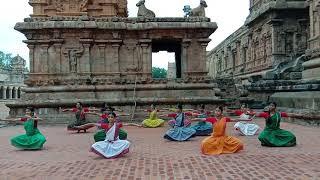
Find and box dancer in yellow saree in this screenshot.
[142,104,165,128]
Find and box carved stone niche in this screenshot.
[56,0,89,15]
[62,46,84,73]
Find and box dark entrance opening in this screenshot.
[152,39,182,78]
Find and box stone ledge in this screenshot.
[303,57,320,69]
[247,84,320,91]
[246,79,320,92]
[6,97,226,108]
[271,92,320,110]
[22,83,219,93]
[24,76,215,87]
[282,118,320,126]
[15,20,217,31]
[245,1,306,25]
[277,107,320,127]
[24,17,211,23]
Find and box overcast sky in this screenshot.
[0,0,249,69]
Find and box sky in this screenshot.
[0,0,249,69]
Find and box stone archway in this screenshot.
[152,39,182,78]
[0,86,3,99]
[18,87,21,99]
[12,87,16,99]
[6,87,10,99]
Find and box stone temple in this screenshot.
[0,55,26,119]
[206,0,320,125]
[8,0,222,122]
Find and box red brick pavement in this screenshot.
[0,119,319,180]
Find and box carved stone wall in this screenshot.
[207,0,309,82]
[304,0,320,79]
[16,17,216,88]
[29,0,128,17]
[206,0,320,124]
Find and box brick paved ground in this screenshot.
[0,119,319,180]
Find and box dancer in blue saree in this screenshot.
[190,104,213,136]
[163,104,196,141]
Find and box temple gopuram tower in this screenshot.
[9,0,220,122]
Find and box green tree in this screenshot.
[152,67,167,78]
[0,51,13,70]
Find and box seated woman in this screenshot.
[257,102,296,147]
[190,104,213,136]
[90,112,130,159]
[5,107,47,150]
[86,107,129,142]
[163,104,196,141]
[166,106,193,128]
[230,104,260,136]
[192,106,243,155]
[61,102,92,131]
[142,104,165,128]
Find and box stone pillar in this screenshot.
[111,40,122,76]
[232,50,236,72]
[27,45,35,73]
[79,40,93,73]
[111,44,120,72]
[198,38,211,76]
[303,0,320,80]
[147,44,152,73]
[53,42,63,73]
[139,39,152,78]
[15,88,18,99]
[2,88,6,100]
[14,88,18,99]
[141,44,149,73]
[8,87,12,99]
[40,44,49,73]
[97,44,106,72]
[181,39,191,78]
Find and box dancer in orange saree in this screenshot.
[192,106,243,155]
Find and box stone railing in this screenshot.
[245,79,320,92]
[0,85,23,99]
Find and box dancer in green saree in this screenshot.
[257,102,296,147]
[61,102,91,130]
[7,107,46,150]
